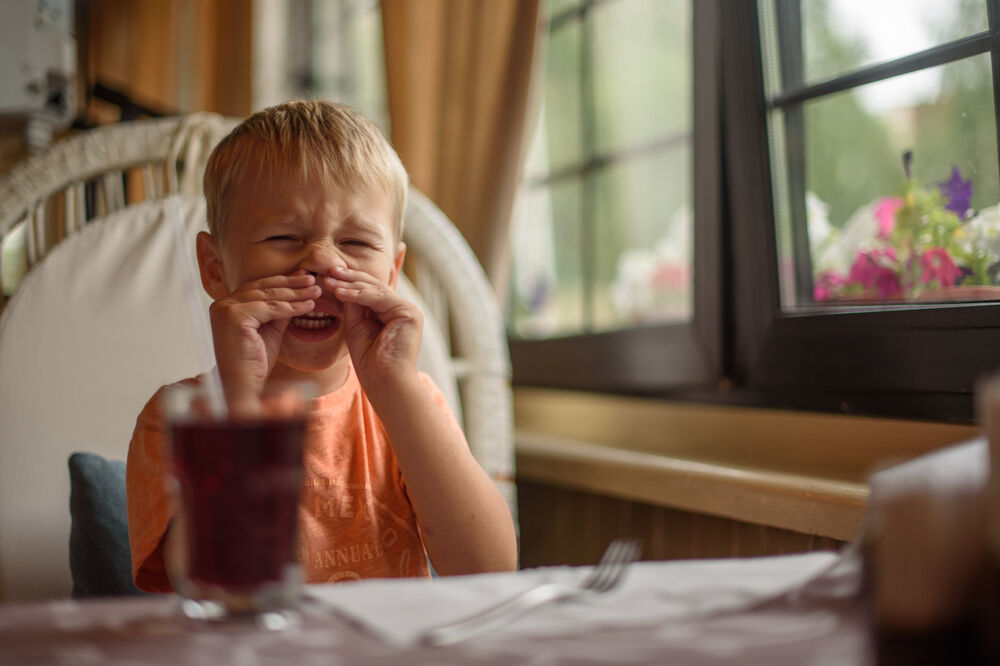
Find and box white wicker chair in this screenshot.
[0,114,515,601]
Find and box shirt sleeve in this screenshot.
[125,386,174,593]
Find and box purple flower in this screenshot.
[526,275,551,313]
[848,248,902,300]
[919,247,961,288]
[937,166,973,218]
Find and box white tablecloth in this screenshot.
[0,550,870,665]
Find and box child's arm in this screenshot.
[324,265,518,574]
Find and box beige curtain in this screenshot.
[381,0,542,295]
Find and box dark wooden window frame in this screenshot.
[726,0,1000,423]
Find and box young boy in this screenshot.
[126,100,518,591]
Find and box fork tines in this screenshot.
[585,538,642,593]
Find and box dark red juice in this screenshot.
[171,419,305,590]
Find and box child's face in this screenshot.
[200,165,405,385]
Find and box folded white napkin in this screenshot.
[306,550,849,647]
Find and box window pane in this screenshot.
[770,55,1000,307]
[592,149,692,331]
[591,0,690,154]
[509,180,585,338]
[536,19,584,176]
[548,0,582,18]
[311,0,387,130]
[801,0,986,87]
[509,0,694,339]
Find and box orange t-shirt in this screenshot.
[126,365,457,592]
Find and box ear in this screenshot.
[388,242,406,289]
[196,231,230,300]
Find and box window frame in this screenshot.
[725,0,1000,422]
[510,0,725,393]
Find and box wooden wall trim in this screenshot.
[514,389,979,481]
[516,431,867,541]
[513,388,980,541]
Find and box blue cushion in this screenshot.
[68,452,147,597]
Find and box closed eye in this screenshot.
[266,235,298,242]
[342,239,371,248]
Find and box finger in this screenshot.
[323,265,383,288]
[213,298,317,327]
[238,283,321,303]
[239,273,318,293]
[331,282,405,316]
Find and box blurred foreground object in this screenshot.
[0,0,76,151]
[865,431,996,663]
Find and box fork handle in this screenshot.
[420,583,573,647]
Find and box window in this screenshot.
[510,0,1000,423]
[308,0,387,130]
[511,0,694,337]
[255,0,387,128]
[760,0,998,309]
[509,0,724,392]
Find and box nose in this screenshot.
[300,242,346,277]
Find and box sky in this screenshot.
[823,0,981,113]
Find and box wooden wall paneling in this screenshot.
[516,479,846,569]
[86,0,181,116]
[84,0,252,120]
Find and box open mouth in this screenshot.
[291,311,336,330]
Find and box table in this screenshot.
[0,552,872,665]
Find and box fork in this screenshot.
[419,538,642,647]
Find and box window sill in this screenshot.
[513,388,979,541]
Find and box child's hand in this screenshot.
[208,270,320,411]
[321,264,421,391]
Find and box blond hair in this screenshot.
[204,100,408,240]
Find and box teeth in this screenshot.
[292,313,334,330]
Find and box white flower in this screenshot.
[610,205,693,322]
[806,191,833,254]
[814,199,884,275]
[956,204,1000,260]
[610,248,658,319]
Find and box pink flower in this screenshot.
[874,197,903,239]
[814,271,847,301]
[650,264,690,291]
[919,247,961,288]
[849,247,902,299]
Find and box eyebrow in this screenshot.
[342,216,388,240]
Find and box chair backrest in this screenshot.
[0,114,514,601]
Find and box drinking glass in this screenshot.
[162,381,312,624]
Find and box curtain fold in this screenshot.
[381,0,542,296]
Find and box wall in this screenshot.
[518,481,845,568]
[1,0,253,178]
